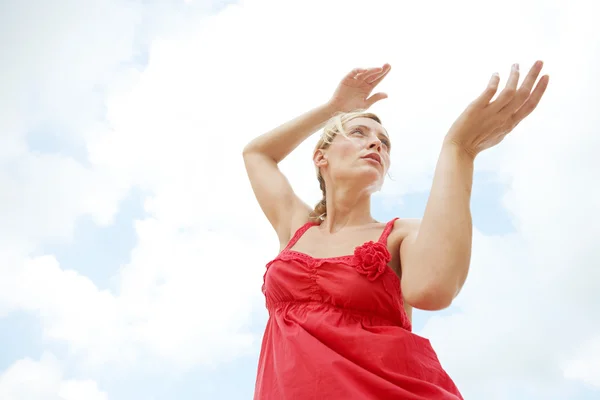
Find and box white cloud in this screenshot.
[0,353,107,400]
[1,0,275,374]
[564,336,600,387]
[1,0,599,398]
[418,1,600,395]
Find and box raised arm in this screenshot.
[243,103,337,244]
[400,61,550,310]
[243,65,391,246]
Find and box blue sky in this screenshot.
[1,0,599,399]
[0,176,518,399]
[4,174,597,399]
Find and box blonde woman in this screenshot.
[243,62,549,399]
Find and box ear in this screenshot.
[313,149,328,168]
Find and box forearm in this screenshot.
[409,142,474,298]
[243,102,338,163]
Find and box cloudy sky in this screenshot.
[1,0,599,399]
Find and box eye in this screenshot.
[351,128,364,136]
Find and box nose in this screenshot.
[368,137,382,151]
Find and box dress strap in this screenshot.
[284,221,319,251]
[377,217,399,244]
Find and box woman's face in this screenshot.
[315,117,391,191]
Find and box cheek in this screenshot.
[380,155,391,173]
[341,145,359,159]
[383,155,391,168]
[330,139,359,161]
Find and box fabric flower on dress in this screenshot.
[353,241,391,281]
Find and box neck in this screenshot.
[321,184,375,233]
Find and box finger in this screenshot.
[511,74,550,122]
[346,68,367,80]
[500,60,544,114]
[367,64,392,85]
[519,60,544,94]
[490,63,520,110]
[472,72,501,107]
[365,92,388,107]
[356,67,383,81]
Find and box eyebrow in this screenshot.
[351,124,390,139]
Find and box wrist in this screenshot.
[442,139,477,162]
[322,100,346,115]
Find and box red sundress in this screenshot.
[254,218,463,399]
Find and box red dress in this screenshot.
[255,218,463,399]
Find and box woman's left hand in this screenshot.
[444,60,550,159]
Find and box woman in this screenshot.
[243,62,549,399]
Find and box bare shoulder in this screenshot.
[278,204,313,251]
[387,218,421,321]
[386,217,421,268]
[388,217,421,246]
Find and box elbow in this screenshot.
[242,143,278,164]
[242,144,263,164]
[242,143,256,157]
[243,134,266,157]
[402,280,457,311]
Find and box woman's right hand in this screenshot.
[328,64,392,113]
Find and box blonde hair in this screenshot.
[309,110,384,222]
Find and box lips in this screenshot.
[362,152,382,165]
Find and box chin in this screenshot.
[354,170,384,191]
